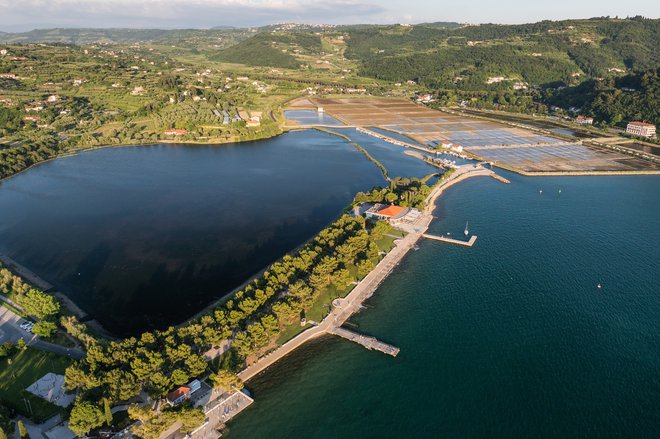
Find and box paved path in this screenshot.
[0,298,85,359]
[238,164,497,383]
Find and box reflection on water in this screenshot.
[0,131,384,335]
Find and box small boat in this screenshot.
[597,283,602,289]
[539,189,543,195]
[558,189,562,194]
[464,221,469,236]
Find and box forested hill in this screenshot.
[346,17,660,88]
[0,27,253,45]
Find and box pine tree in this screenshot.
[17,420,28,439]
[103,398,112,426]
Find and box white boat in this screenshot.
[464,221,469,236]
[539,189,543,194]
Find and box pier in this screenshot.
[422,234,478,247]
[329,327,400,357]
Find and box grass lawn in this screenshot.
[306,283,354,322]
[275,323,308,346]
[0,348,72,423]
[375,235,397,253]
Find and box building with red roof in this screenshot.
[626,122,656,138]
[166,386,191,406]
[164,129,188,136]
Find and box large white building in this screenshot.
[626,121,656,138]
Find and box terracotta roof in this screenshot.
[376,205,406,218]
[628,121,655,127]
[166,386,190,403]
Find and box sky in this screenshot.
[0,0,658,32]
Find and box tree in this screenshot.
[16,338,26,351]
[210,370,244,391]
[0,342,14,358]
[17,420,27,439]
[20,289,60,319]
[31,321,57,338]
[103,398,113,427]
[0,426,6,439]
[69,400,105,436]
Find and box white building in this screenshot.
[575,115,594,125]
[626,122,656,138]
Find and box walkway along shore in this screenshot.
[238,164,500,382]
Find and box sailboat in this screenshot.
[464,221,469,236]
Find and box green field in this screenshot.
[0,348,72,423]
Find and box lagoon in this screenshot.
[0,131,385,336]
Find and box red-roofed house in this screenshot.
[164,129,188,136]
[166,386,191,406]
[626,122,656,138]
[0,73,17,79]
[365,204,409,221]
[575,115,594,125]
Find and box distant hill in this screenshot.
[344,17,660,88]
[211,32,323,69]
[0,27,248,45]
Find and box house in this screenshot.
[365,204,409,221]
[23,115,40,122]
[163,129,188,136]
[0,73,17,79]
[166,380,202,406]
[486,76,505,84]
[166,386,191,406]
[131,86,144,95]
[417,94,434,103]
[626,122,656,138]
[246,116,261,127]
[575,115,594,125]
[440,141,453,149]
[47,94,61,103]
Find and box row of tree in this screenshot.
[63,213,388,435]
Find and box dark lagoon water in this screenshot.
[227,172,660,438]
[0,131,385,336]
[336,128,438,179]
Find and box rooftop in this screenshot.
[376,205,407,218]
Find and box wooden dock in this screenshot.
[422,234,478,247]
[329,327,400,357]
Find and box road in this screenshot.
[0,299,85,359]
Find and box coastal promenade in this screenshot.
[238,163,497,383]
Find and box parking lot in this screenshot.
[0,304,34,344]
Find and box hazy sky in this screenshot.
[0,0,658,32]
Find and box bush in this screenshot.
[0,342,15,358]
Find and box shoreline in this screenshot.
[237,164,496,383]
[0,129,287,185]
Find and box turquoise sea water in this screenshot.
[227,172,659,438]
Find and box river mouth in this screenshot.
[0,131,386,336]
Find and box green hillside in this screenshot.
[345,17,660,88]
[211,32,323,68]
